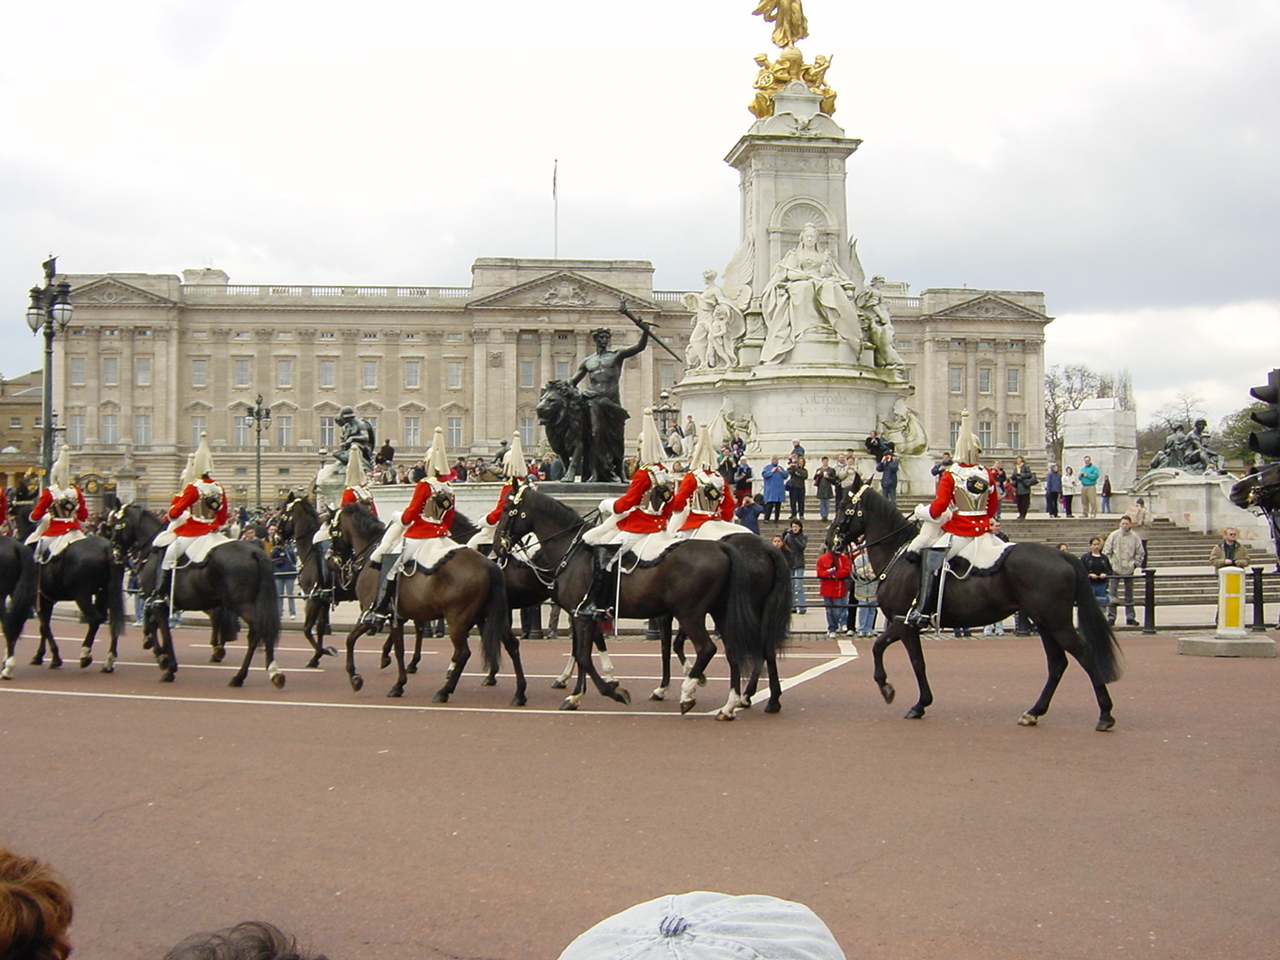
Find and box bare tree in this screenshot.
[1044,364,1131,461]
[1149,391,1208,431]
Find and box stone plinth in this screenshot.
[1131,472,1272,540]
[1176,636,1277,657]
[1061,398,1138,488]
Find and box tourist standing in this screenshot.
[1044,463,1062,517]
[1101,475,1113,514]
[1061,465,1080,517]
[875,450,899,503]
[1209,526,1252,569]
[1079,456,1100,518]
[931,451,954,479]
[1081,536,1113,606]
[786,456,809,519]
[1010,456,1038,520]
[733,456,754,506]
[852,547,879,637]
[813,456,839,521]
[1103,515,1143,625]
[761,456,787,522]
[735,493,765,534]
[816,546,853,637]
[782,520,808,614]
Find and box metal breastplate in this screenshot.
[49,493,79,520]
[691,473,723,513]
[641,465,674,514]
[191,482,222,521]
[423,480,454,521]
[950,465,991,514]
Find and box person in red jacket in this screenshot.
[816,547,854,638]
[364,427,456,629]
[903,412,999,627]
[150,434,228,607]
[669,423,738,540]
[25,446,89,561]
[0,484,8,531]
[579,410,676,621]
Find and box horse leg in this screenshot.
[715,660,746,721]
[388,620,409,698]
[155,613,177,683]
[409,620,426,675]
[303,597,329,668]
[431,624,467,703]
[345,622,370,692]
[677,622,717,715]
[897,626,934,720]
[500,627,528,707]
[652,616,673,701]
[1018,634,1069,727]
[380,633,393,670]
[229,624,258,688]
[260,619,285,690]
[39,599,62,669]
[77,596,101,669]
[561,617,629,709]
[872,626,903,704]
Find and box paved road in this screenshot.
[1,624,1277,960]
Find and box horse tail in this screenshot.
[479,560,510,676]
[251,548,282,646]
[3,544,38,643]
[1072,555,1123,684]
[106,550,127,638]
[719,544,764,676]
[761,544,793,658]
[213,605,241,645]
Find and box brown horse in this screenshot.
[330,503,526,705]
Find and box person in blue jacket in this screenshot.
[761,455,787,522]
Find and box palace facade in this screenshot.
[50,257,1049,510]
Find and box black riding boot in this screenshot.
[904,548,946,627]
[361,554,400,633]
[315,540,333,591]
[147,568,173,611]
[578,545,618,621]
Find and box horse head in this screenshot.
[331,502,384,561]
[825,482,871,552]
[1230,463,1280,511]
[492,480,534,560]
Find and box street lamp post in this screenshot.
[655,390,678,446]
[248,394,272,513]
[25,257,74,489]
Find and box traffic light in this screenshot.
[1247,368,1280,459]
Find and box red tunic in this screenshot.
[30,486,88,536]
[341,486,378,516]
[401,478,455,539]
[670,470,735,531]
[925,465,999,537]
[611,465,675,534]
[167,480,229,537]
[485,482,514,526]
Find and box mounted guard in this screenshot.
[668,423,738,540]
[579,409,677,622]
[314,450,377,592]
[363,426,459,630]
[25,446,89,562]
[470,432,533,554]
[903,411,1000,627]
[149,434,229,610]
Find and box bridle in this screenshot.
[831,484,918,552]
[493,484,596,587]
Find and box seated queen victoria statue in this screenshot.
[760,223,864,364]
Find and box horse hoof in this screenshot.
[349,674,364,692]
[142,637,154,651]
[306,658,321,669]
[49,658,63,670]
[406,664,418,674]
[271,673,286,690]
[481,676,496,686]
[379,654,391,669]
[904,706,925,719]
[210,648,225,664]
[228,676,244,688]
[28,656,43,666]
[100,665,114,674]
[1018,713,1039,727]
[680,699,696,714]
[431,691,447,703]
[389,688,405,699]
[1095,717,1115,732]
[615,687,631,705]
[650,690,666,701]
[550,679,567,690]
[510,694,527,707]
[559,698,578,711]
[161,673,175,683]
[324,646,338,657]
[79,656,92,669]
[764,700,782,714]
[157,655,171,670]
[697,675,707,687]
[715,711,736,721]
[880,683,896,704]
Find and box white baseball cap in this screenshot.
[557,892,846,960]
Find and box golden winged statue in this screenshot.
[752,0,809,49]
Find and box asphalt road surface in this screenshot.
[1,624,1277,960]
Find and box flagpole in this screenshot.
[552,158,559,260]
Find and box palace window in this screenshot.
[659,363,677,391]
[102,356,119,386]
[275,415,293,446]
[233,416,249,446]
[446,332,462,342]
[277,359,293,389]
[404,360,420,389]
[978,420,993,450]
[948,367,964,394]
[978,368,992,394]
[134,414,152,445]
[319,416,335,447]
[234,359,250,388]
[519,360,535,389]
[362,360,377,389]
[101,413,119,444]
[555,360,571,380]
[68,414,86,446]
[1007,368,1021,394]
[949,421,961,450]
[1006,422,1021,450]
[446,362,463,389]
[519,417,536,448]
[135,356,152,387]
[69,357,85,385]
[191,416,207,447]
[446,417,463,448]
[319,359,335,389]
[192,359,207,387]
[404,417,421,447]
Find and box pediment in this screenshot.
[72,277,175,307]
[923,294,1049,323]
[469,271,661,312]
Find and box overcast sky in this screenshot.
[2,0,1277,427]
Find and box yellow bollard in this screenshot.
[1215,566,1247,639]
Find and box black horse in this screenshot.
[493,482,779,718]
[1229,462,1280,564]
[0,536,38,680]
[825,480,1123,730]
[8,512,127,675]
[102,504,284,687]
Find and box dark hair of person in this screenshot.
[0,847,74,960]
[162,921,328,960]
